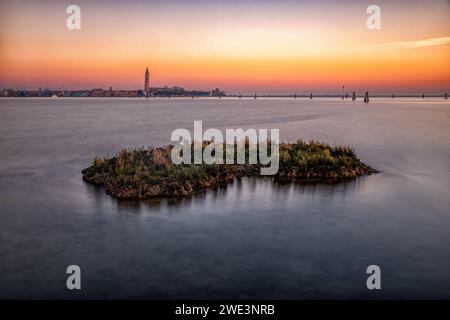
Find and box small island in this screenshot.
[82,140,376,199]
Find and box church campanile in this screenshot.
[144,67,149,96]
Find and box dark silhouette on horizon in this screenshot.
[364,91,369,103]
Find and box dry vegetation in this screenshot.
[82,140,376,199]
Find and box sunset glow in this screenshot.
[1,0,449,94]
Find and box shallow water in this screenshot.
[0,97,449,299]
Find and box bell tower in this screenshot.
[144,67,149,97]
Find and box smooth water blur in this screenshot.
[0,97,449,299]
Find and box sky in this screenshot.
[0,0,449,94]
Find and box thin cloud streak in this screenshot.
[383,36,450,48]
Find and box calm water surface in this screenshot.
[0,97,449,299]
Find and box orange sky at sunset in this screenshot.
[1,0,449,94]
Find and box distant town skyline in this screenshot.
[0,0,449,94]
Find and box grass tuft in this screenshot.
[82,140,376,199]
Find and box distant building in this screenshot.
[211,88,225,97]
[171,86,185,95]
[144,67,150,96]
[90,88,105,97]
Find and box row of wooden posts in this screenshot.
[241,92,448,102]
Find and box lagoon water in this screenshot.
[0,97,449,299]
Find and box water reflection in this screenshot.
[1,98,449,299]
[86,175,368,215]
